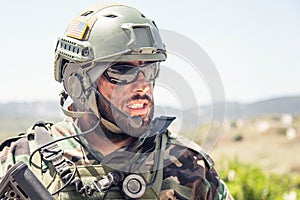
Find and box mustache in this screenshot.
[128,94,152,102]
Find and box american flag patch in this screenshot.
[66,20,88,40]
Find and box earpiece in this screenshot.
[62,62,90,111]
[62,62,144,129]
[66,74,83,99]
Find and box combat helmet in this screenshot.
[53,3,166,118]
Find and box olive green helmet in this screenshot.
[54,3,166,82]
[54,3,166,118]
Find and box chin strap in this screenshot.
[100,118,123,134]
[59,90,93,118]
[59,90,123,134]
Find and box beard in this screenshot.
[97,93,154,138]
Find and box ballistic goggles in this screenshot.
[103,62,160,85]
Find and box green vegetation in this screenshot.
[0,117,61,141]
[217,158,300,200]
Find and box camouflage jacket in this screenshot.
[0,118,232,200]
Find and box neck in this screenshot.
[81,120,135,156]
[100,122,134,143]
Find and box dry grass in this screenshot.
[210,122,300,177]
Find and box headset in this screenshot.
[61,62,144,130]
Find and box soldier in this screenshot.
[0,3,233,200]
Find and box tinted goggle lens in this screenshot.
[104,62,160,84]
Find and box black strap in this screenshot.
[34,126,72,183]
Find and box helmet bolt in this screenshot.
[82,48,89,57]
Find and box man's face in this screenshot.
[97,61,155,136]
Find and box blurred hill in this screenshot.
[199,95,300,120]
[1,95,300,134]
[0,101,63,135]
[156,95,300,130]
[222,96,300,119]
[0,101,60,118]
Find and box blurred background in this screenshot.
[0,1,300,199]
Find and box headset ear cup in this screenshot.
[66,74,83,99]
[62,63,86,109]
[61,62,98,114]
[62,63,85,99]
[62,63,80,93]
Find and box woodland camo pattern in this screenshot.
[0,119,233,200]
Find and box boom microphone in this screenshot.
[91,87,143,128]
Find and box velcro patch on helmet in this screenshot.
[66,20,88,40]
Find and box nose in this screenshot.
[131,72,151,94]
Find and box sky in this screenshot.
[0,0,300,105]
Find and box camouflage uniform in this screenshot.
[0,118,233,200]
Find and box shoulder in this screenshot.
[0,135,26,151]
[50,117,78,138]
[0,135,29,161]
[165,134,214,169]
[0,121,53,172]
[0,134,30,178]
[163,134,232,199]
